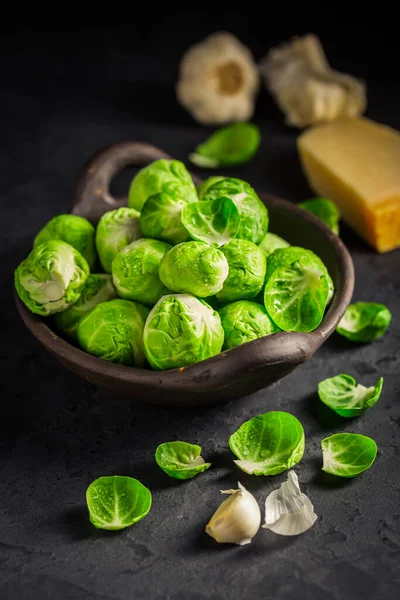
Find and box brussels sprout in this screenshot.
[216,239,266,302]
[318,374,383,417]
[189,123,260,168]
[264,261,329,332]
[203,177,268,244]
[299,198,340,234]
[219,301,278,349]
[95,207,141,273]
[128,159,197,212]
[52,274,117,339]
[77,299,149,366]
[33,214,96,269]
[112,238,172,307]
[155,441,211,480]
[321,433,377,478]
[159,241,228,298]
[181,197,240,247]
[197,176,225,199]
[266,246,334,303]
[229,411,305,476]
[336,302,392,343]
[143,294,224,370]
[86,476,152,530]
[258,232,290,256]
[15,240,89,316]
[140,192,191,245]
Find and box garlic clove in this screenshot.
[262,471,317,536]
[206,482,261,545]
[260,34,366,128]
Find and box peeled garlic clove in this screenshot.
[176,32,259,126]
[206,482,261,545]
[262,471,317,536]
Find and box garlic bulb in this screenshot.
[206,482,261,545]
[260,34,366,128]
[176,32,259,126]
[262,471,317,536]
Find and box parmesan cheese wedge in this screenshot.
[298,118,400,252]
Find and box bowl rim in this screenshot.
[14,192,354,392]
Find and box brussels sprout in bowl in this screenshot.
[14,141,354,408]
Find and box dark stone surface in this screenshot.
[1,24,399,600]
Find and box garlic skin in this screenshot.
[176,32,259,126]
[262,471,317,536]
[260,34,366,128]
[206,482,261,545]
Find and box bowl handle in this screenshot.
[71,141,173,223]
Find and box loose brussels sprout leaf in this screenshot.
[229,411,305,476]
[203,178,268,244]
[219,301,278,349]
[140,192,192,245]
[112,238,172,307]
[155,441,211,480]
[321,433,377,478]
[86,475,152,530]
[318,374,383,417]
[197,176,225,200]
[34,214,96,269]
[53,274,117,339]
[336,302,392,343]
[77,299,149,366]
[266,246,334,303]
[258,232,290,256]
[299,198,340,235]
[189,123,261,168]
[181,196,240,247]
[264,261,329,332]
[143,294,224,370]
[15,240,89,316]
[159,241,228,298]
[216,239,266,302]
[128,159,198,212]
[95,207,141,273]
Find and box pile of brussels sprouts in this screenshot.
[15,159,334,370]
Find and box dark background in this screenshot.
[1,12,399,600]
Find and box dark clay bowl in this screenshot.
[15,142,354,408]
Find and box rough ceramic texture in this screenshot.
[1,28,400,600]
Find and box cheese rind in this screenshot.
[298,118,400,252]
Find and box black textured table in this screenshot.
[1,26,399,600]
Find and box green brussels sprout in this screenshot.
[203,177,268,244]
[266,246,334,303]
[52,274,117,339]
[258,232,290,256]
[140,192,192,245]
[219,301,278,349]
[336,302,392,343]
[264,259,329,332]
[181,196,240,247]
[33,214,96,269]
[128,159,197,212]
[15,240,89,316]
[299,198,340,234]
[77,299,149,366]
[95,207,141,273]
[197,176,225,200]
[189,123,261,168]
[143,294,224,370]
[159,241,228,297]
[216,239,266,302]
[112,238,171,307]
